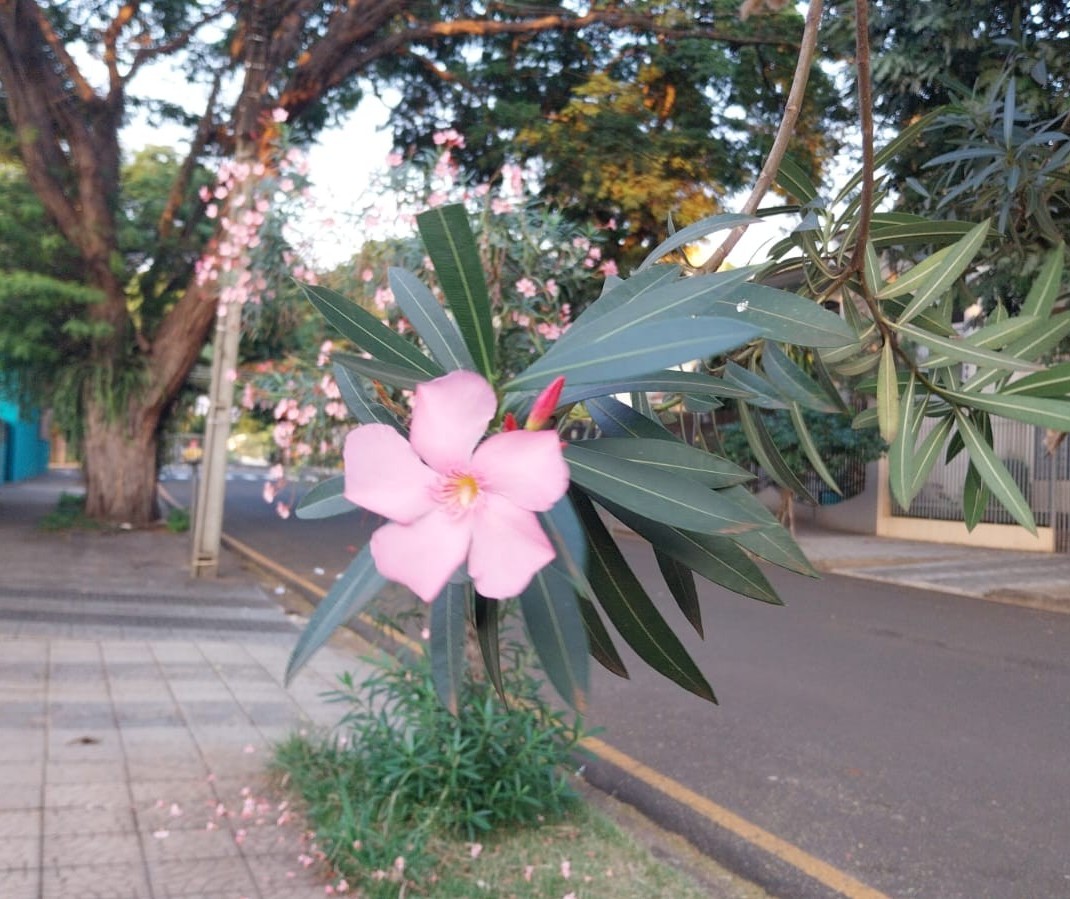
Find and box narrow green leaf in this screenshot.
[539,494,589,590]
[576,593,629,678]
[775,155,819,203]
[572,492,715,701]
[638,213,760,270]
[907,416,954,504]
[887,375,918,509]
[655,551,703,637]
[430,582,469,716]
[472,594,504,703]
[723,362,790,409]
[869,219,980,248]
[1020,243,1065,319]
[953,409,1036,532]
[963,461,988,531]
[332,362,405,431]
[707,283,857,348]
[539,493,625,678]
[565,265,682,334]
[556,266,758,350]
[333,352,436,390]
[812,351,853,414]
[519,566,589,711]
[600,498,782,604]
[877,341,899,443]
[1002,362,1070,398]
[416,204,496,378]
[565,444,763,535]
[917,316,1042,369]
[789,403,842,495]
[559,371,753,407]
[737,402,818,504]
[505,317,760,391]
[895,322,1040,372]
[863,241,883,295]
[295,475,358,520]
[720,486,819,576]
[880,221,989,325]
[944,388,1070,431]
[761,343,841,412]
[964,314,1070,394]
[300,282,443,377]
[286,546,387,683]
[573,437,754,488]
[586,395,674,440]
[388,267,476,372]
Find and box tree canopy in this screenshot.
[0,0,835,523]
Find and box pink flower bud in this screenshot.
[525,376,565,431]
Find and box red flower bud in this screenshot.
[525,376,566,431]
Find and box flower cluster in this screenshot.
[194,109,318,308]
[339,131,614,377]
[237,344,352,517]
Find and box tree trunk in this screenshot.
[82,396,162,526]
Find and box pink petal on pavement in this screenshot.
[468,494,555,599]
[344,425,438,523]
[472,430,569,511]
[409,371,496,473]
[370,508,472,602]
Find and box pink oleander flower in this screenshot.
[342,370,569,601]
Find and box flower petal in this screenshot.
[410,371,496,473]
[343,425,437,524]
[369,509,472,602]
[468,494,555,599]
[472,430,570,511]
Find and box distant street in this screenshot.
[164,469,1070,899]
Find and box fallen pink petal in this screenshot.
[343,370,569,601]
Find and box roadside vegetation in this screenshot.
[271,647,715,898]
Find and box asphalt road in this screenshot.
[166,470,1070,899]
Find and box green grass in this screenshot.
[38,492,101,531]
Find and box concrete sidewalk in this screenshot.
[793,524,1070,614]
[0,471,377,898]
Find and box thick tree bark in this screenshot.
[82,397,162,526]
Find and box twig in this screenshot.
[846,0,875,277]
[698,0,824,274]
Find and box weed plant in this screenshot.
[39,492,100,531]
[272,643,584,893]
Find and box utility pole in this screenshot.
[190,301,242,577]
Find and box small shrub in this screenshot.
[165,507,190,533]
[39,492,99,531]
[272,645,584,893]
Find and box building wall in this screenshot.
[0,398,51,483]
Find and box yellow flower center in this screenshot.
[437,471,483,513]
[450,473,481,506]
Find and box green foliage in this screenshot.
[381,1,845,266]
[38,493,99,532]
[0,271,105,417]
[272,647,583,894]
[719,408,886,483]
[165,507,190,533]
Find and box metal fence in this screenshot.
[890,417,1070,546]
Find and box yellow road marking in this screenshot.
[582,736,891,899]
[162,483,888,899]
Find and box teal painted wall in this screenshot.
[0,398,50,483]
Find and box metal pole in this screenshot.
[191,302,242,577]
